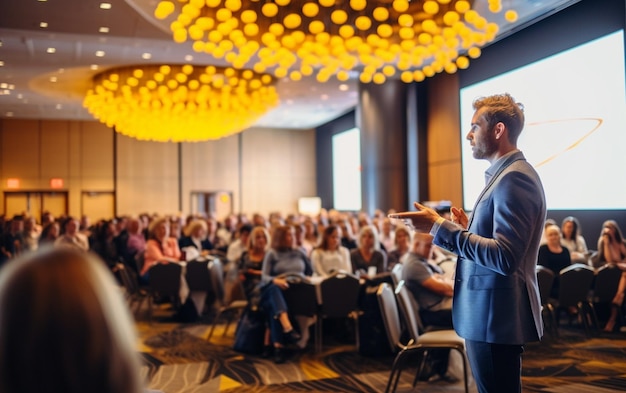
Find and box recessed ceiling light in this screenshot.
[184,55,193,61]
[49,76,57,82]
[339,84,349,91]
[6,112,14,117]
[100,3,112,9]
[56,104,63,110]
[37,0,46,2]
[46,47,56,54]
[95,50,105,57]
[90,64,99,70]
[40,22,48,28]
[0,61,4,66]
[99,27,109,33]
[0,83,7,89]
[141,53,152,60]
[8,84,14,90]
[17,94,23,99]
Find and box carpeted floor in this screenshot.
[136,305,626,393]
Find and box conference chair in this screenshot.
[536,265,557,337]
[377,283,468,393]
[147,262,183,323]
[555,263,595,335]
[316,271,361,352]
[590,263,623,329]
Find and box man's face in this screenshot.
[467,108,498,161]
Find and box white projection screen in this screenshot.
[459,30,626,211]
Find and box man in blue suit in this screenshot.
[390,93,546,392]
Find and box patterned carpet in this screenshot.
[136,307,626,393]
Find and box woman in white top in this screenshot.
[311,225,351,277]
[560,216,588,263]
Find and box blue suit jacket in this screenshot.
[434,151,546,345]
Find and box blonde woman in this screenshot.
[0,248,143,393]
[350,224,388,278]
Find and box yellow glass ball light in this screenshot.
[152,0,520,84]
[83,65,279,142]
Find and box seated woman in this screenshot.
[260,225,313,363]
[597,220,626,332]
[179,219,225,312]
[239,226,271,301]
[0,247,144,393]
[560,216,589,264]
[140,217,182,281]
[310,225,352,277]
[387,225,412,271]
[178,219,214,258]
[538,224,572,299]
[350,225,388,280]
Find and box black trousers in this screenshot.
[465,339,524,393]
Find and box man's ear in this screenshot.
[494,122,506,140]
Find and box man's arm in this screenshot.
[421,275,454,297]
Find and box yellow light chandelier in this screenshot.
[83,64,279,142]
[153,0,519,84]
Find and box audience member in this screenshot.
[21,215,40,252]
[38,221,60,248]
[597,220,626,332]
[403,232,454,328]
[179,219,214,260]
[302,218,319,252]
[126,217,147,265]
[379,218,396,253]
[537,224,572,298]
[560,216,589,263]
[311,225,352,277]
[0,215,24,265]
[350,224,388,279]
[387,225,412,271]
[91,219,121,271]
[0,247,144,393]
[140,217,182,280]
[226,224,253,265]
[338,218,358,250]
[54,216,89,251]
[259,225,313,363]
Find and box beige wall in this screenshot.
[0,119,317,220]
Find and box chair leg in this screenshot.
[385,350,411,393]
[207,309,223,340]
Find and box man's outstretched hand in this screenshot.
[387,202,441,232]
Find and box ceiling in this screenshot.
[0,0,579,131]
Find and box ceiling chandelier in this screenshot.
[83,64,279,142]
[153,0,519,84]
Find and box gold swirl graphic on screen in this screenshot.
[521,117,603,168]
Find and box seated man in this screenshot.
[402,232,454,329]
[402,232,456,380]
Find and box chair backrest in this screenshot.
[283,277,318,317]
[376,282,402,353]
[390,263,403,287]
[536,265,555,305]
[117,264,137,297]
[319,272,360,318]
[394,280,425,340]
[558,263,595,308]
[149,263,182,297]
[185,259,212,291]
[593,264,623,303]
[438,258,457,279]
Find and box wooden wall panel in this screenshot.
[241,128,316,216]
[79,122,114,190]
[426,74,463,207]
[115,134,180,216]
[40,121,70,181]
[1,120,40,186]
